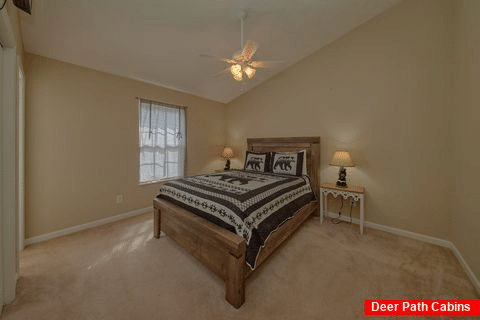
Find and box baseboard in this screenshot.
[324,211,480,295]
[448,243,480,295]
[324,211,451,247]
[25,207,152,246]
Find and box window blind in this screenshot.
[138,99,186,183]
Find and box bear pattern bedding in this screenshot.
[156,170,316,269]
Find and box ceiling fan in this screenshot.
[203,11,273,82]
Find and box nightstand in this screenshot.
[320,183,365,235]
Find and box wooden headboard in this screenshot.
[247,137,321,198]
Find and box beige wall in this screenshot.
[25,53,226,238]
[226,0,454,239]
[451,0,480,283]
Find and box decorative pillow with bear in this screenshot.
[243,151,271,173]
[271,151,305,176]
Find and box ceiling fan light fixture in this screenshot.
[230,64,242,76]
[244,66,256,79]
[233,51,243,62]
[233,72,243,81]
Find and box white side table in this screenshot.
[320,183,365,235]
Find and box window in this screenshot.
[138,99,186,183]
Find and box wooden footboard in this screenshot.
[154,197,319,308]
[154,198,247,308]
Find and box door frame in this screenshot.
[17,62,25,253]
[1,46,18,308]
[0,6,20,310]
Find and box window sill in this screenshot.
[138,176,183,186]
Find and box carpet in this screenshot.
[2,213,478,319]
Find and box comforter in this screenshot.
[157,170,315,269]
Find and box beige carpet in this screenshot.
[2,213,478,320]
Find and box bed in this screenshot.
[153,137,320,308]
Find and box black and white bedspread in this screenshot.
[156,170,316,269]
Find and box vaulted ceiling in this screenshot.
[20,0,400,103]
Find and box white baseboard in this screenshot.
[324,211,480,295]
[448,244,480,295]
[324,212,451,247]
[25,207,152,246]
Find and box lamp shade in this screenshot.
[329,151,354,167]
[221,147,234,159]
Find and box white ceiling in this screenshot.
[20,0,400,103]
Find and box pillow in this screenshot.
[244,151,271,173]
[271,151,305,176]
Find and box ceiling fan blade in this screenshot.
[200,54,236,64]
[248,60,283,68]
[213,67,231,77]
[242,40,258,61]
[223,58,237,64]
[232,50,243,62]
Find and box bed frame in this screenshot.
[153,137,320,308]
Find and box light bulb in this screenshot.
[233,72,243,81]
[244,67,256,79]
[230,64,242,76]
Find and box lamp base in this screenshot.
[336,181,347,188]
[224,159,231,171]
[336,167,348,188]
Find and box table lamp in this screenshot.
[329,151,354,187]
[221,147,234,170]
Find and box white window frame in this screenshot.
[138,98,187,185]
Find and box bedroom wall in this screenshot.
[226,0,454,239]
[451,0,480,283]
[24,53,226,238]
